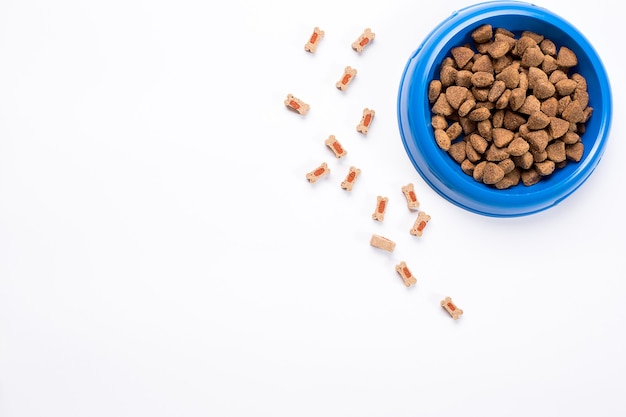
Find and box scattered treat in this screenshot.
[284,94,310,115]
[370,234,396,252]
[428,25,593,189]
[410,211,431,237]
[401,183,420,210]
[372,196,388,221]
[325,135,347,158]
[395,261,417,287]
[336,66,357,91]
[356,108,375,134]
[340,166,361,191]
[441,296,463,320]
[352,28,375,53]
[306,162,330,183]
[304,27,325,53]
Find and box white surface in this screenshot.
[1,0,624,416]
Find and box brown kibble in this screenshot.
[485,144,510,162]
[535,160,555,176]
[541,55,559,74]
[573,88,590,109]
[431,115,448,130]
[459,116,477,135]
[518,95,541,115]
[566,142,584,162]
[527,111,550,130]
[471,71,495,88]
[495,167,521,189]
[432,93,454,116]
[495,89,512,109]
[571,73,588,90]
[482,162,505,184]
[495,64,520,89]
[473,160,487,182]
[446,122,463,141]
[562,100,585,123]
[455,70,474,88]
[539,38,557,56]
[492,127,515,147]
[434,128,451,151]
[528,66,549,89]
[533,80,556,100]
[428,80,442,103]
[472,54,493,73]
[440,65,458,87]
[546,140,566,163]
[488,80,507,102]
[492,109,505,127]
[466,141,482,162]
[507,137,530,156]
[509,88,526,111]
[541,97,559,117]
[458,99,476,118]
[525,130,550,152]
[451,46,475,68]
[549,69,568,85]
[521,168,541,186]
[513,35,538,56]
[556,46,578,68]
[521,46,545,67]
[548,117,570,139]
[503,110,526,131]
[472,24,493,43]
[477,119,493,140]
[563,130,581,145]
[513,152,535,170]
[487,39,511,59]
[445,85,469,109]
[448,141,467,164]
[498,158,515,174]
[531,149,548,163]
[555,78,578,96]
[469,133,488,154]
[461,159,475,175]
[468,107,491,122]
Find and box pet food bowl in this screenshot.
[397,0,612,217]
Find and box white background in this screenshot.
[1,0,624,416]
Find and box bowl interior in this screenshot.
[398,1,612,217]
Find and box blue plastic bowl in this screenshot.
[397,0,612,217]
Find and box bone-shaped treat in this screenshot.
[370,234,395,253]
[336,66,357,91]
[401,183,420,210]
[284,94,310,115]
[372,196,388,222]
[356,108,375,134]
[410,211,431,237]
[306,162,330,183]
[441,297,463,320]
[304,27,324,53]
[352,28,375,53]
[325,135,347,158]
[395,261,417,287]
[341,166,361,191]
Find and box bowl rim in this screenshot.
[397,0,613,217]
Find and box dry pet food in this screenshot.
[428,25,593,189]
[306,162,330,183]
[410,211,431,237]
[372,196,388,221]
[304,27,324,53]
[325,135,347,158]
[284,94,310,115]
[336,66,357,91]
[352,28,375,53]
[356,108,375,134]
[341,166,361,191]
[401,183,420,210]
[395,261,417,287]
[370,234,396,252]
[441,296,463,320]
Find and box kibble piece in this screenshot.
[527,111,550,130]
[562,100,584,123]
[340,166,361,191]
[370,234,395,252]
[495,89,512,109]
[472,24,493,43]
[563,130,581,145]
[352,28,375,53]
[434,128,451,151]
[507,137,530,156]
[513,35,538,56]
[482,162,505,184]
[325,135,347,158]
[431,115,448,130]
[498,158,515,174]
[535,160,555,176]
[466,140,482,163]
[513,152,534,170]
[304,27,325,53]
[548,117,570,139]
[573,88,590,109]
[527,66,549,89]
[495,167,521,189]
[541,97,559,117]
[446,122,463,141]
[546,141,566,163]
[395,261,417,287]
[461,159,475,175]
[521,168,541,186]
[518,95,541,115]
[410,211,431,237]
[533,80,556,100]
[548,69,568,85]
[469,133,488,154]
[440,65,458,87]
[441,297,463,320]
[477,119,493,140]
[531,149,548,163]
[539,38,557,56]
[455,70,474,88]
[336,66,357,91]
[356,108,375,134]
[496,63,521,89]
[488,80,507,102]
[458,98,476,117]
[472,54,494,73]
[372,196,388,221]
[492,109,505,127]
[448,141,467,164]
[471,71,495,88]
[571,73,588,90]
[306,162,330,183]
[491,127,515,148]
[459,117,477,136]
[541,55,559,74]
[451,46,475,68]
[473,160,487,181]
[556,46,578,68]
[428,80,442,103]
[521,30,544,44]
[566,142,585,162]
[401,183,420,210]
[521,46,545,67]
[508,88,526,111]
[445,86,468,109]
[432,93,454,117]
[468,107,491,122]
[487,39,511,59]
[284,94,310,115]
[525,129,550,152]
